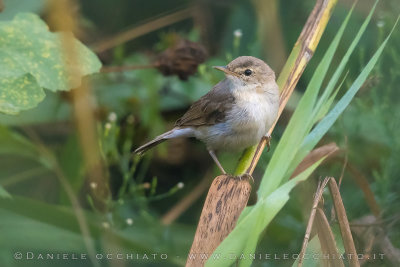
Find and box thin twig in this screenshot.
[331,138,347,222]
[92,7,194,53]
[336,159,381,217]
[338,136,348,187]
[298,177,330,267]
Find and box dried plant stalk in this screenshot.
[298,177,344,267]
[48,0,110,211]
[328,177,360,267]
[298,178,330,267]
[298,177,359,267]
[186,175,252,267]
[46,0,106,265]
[92,8,194,53]
[291,142,339,179]
[315,208,344,267]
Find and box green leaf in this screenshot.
[0,13,102,114]
[0,196,190,266]
[302,15,399,156]
[314,71,349,122]
[311,0,378,124]
[0,125,38,159]
[0,91,70,126]
[0,74,45,114]
[286,1,379,181]
[58,135,85,205]
[0,185,11,199]
[0,126,55,172]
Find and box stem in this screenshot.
[328,177,360,267]
[298,177,330,267]
[92,8,194,53]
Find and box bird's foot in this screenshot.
[235,173,254,183]
[264,135,271,152]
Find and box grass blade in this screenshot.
[311,0,378,123]
[303,16,399,153]
[258,6,353,198]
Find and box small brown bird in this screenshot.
[134,56,279,175]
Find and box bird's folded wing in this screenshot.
[175,80,235,127]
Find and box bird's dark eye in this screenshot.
[244,69,252,76]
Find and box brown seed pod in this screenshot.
[156,39,207,80]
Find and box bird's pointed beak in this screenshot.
[213,66,239,77]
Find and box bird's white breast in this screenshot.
[196,79,279,151]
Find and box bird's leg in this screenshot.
[240,173,254,183]
[208,150,227,174]
[265,134,271,152]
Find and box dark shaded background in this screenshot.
[0,0,399,266]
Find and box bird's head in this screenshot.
[213,56,275,85]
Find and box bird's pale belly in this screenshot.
[194,108,271,151]
[193,85,279,151]
[200,123,265,151]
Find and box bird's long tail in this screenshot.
[134,130,175,155]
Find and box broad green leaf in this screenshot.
[0,12,102,114]
[0,91,70,126]
[207,158,324,267]
[0,74,44,114]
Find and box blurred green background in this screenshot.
[0,0,399,266]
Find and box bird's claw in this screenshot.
[235,173,254,183]
[264,135,271,152]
